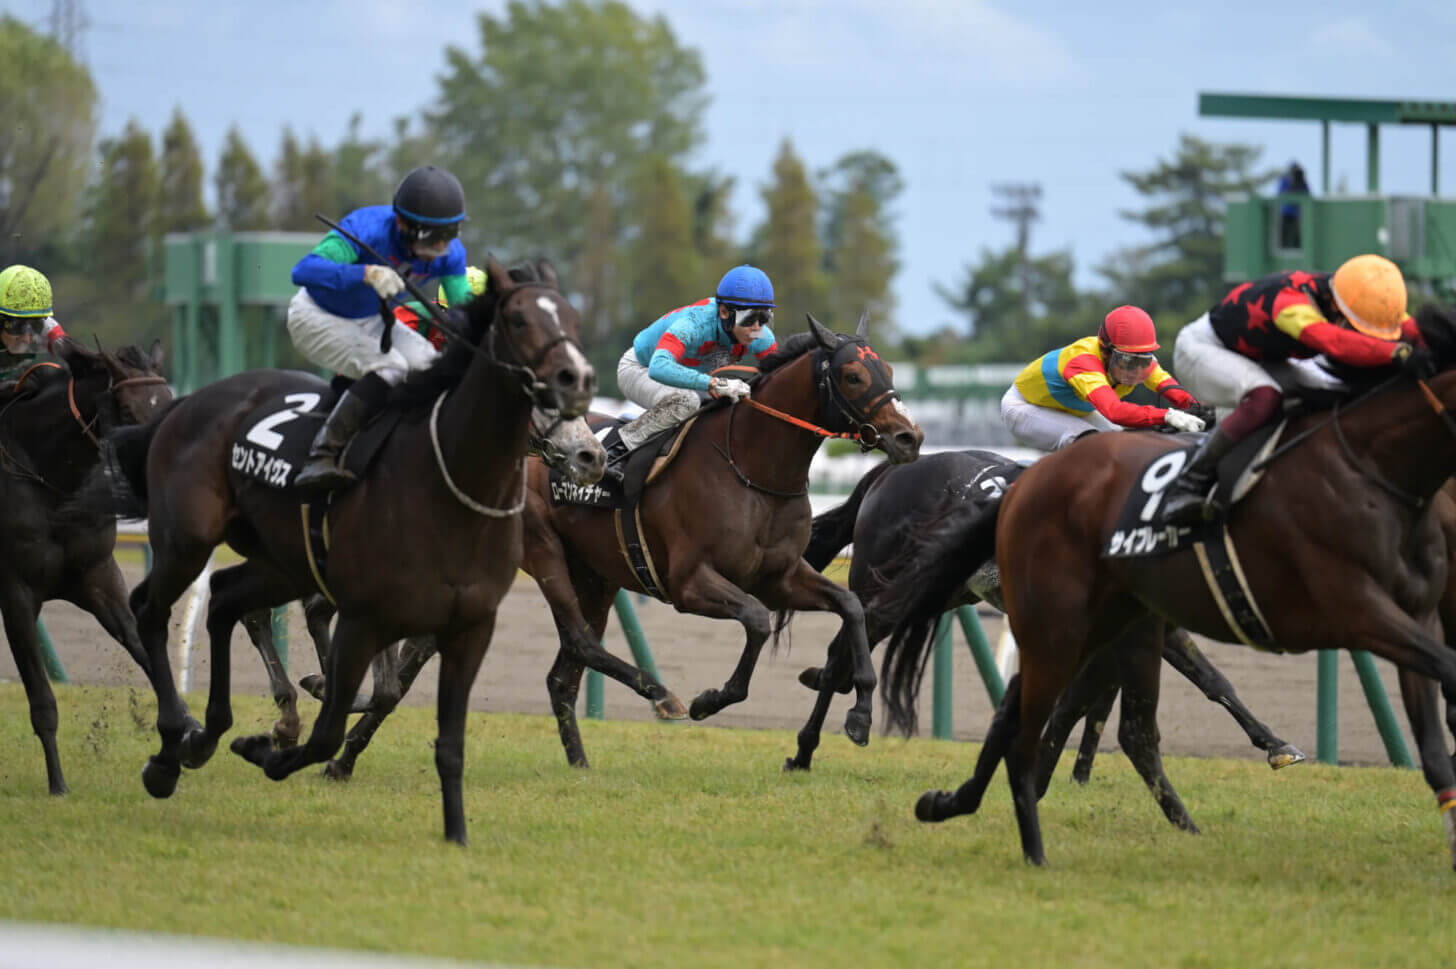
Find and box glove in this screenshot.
[1391,341,1436,377]
[1186,402,1217,428]
[708,376,752,401]
[1163,409,1206,433]
[363,264,406,299]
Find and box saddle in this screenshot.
[227,385,402,492]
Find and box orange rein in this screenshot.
[737,389,896,445]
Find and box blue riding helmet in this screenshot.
[715,265,775,308]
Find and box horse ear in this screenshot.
[535,259,559,289]
[856,309,870,339]
[55,337,99,371]
[485,255,513,296]
[805,313,837,350]
[149,338,166,372]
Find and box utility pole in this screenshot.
[990,183,1042,316]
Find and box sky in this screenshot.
[13,0,1456,336]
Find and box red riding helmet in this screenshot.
[1098,305,1159,353]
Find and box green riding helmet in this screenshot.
[0,265,54,319]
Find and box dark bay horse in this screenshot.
[280,313,925,778]
[784,449,1301,777]
[86,258,594,844]
[1,340,170,793]
[880,304,1456,867]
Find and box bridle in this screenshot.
[716,336,901,497]
[69,372,168,448]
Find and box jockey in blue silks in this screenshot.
[605,264,778,481]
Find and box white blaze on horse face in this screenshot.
[536,295,563,329]
[534,294,591,380]
[892,397,916,424]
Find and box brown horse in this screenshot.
[526,313,922,768]
[2,340,170,793]
[82,258,594,844]
[284,313,925,778]
[880,303,1456,867]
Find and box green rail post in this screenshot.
[931,613,953,739]
[612,590,660,679]
[1316,650,1339,764]
[37,619,68,684]
[1349,651,1413,768]
[585,668,604,719]
[956,606,1004,705]
[271,606,289,675]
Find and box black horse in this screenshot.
[2,340,170,793]
[781,450,1302,780]
[79,258,595,844]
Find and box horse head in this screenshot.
[54,338,172,431]
[805,311,922,464]
[483,256,596,418]
[530,406,606,485]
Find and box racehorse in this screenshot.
[83,257,595,844]
[878,303,1456,867]
[781,449,1302,779]
[2,339,170,793]
[290,312,924,776]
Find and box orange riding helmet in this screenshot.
[1330,254,1407,341]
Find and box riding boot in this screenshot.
[601,434,629,484]
[606,393,699,484]
[294,373,389,495]
[1159,426,1238,526]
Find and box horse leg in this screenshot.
[66,559,150,675]
[1160,626,1304,769]
[1396,670,1456,867]
[230,614,382,781]
[917,674,1022,823]
[324,636,436,781]
[0,584,66,794]
[128,542,213,799]
[546,650,591,768]
[785,611,889,772]
[302,594,334,669]
[541,574,615,769]
[675,567,775,723]
[1034,648,1120,797]
[1114,624,1198,833]
[767,560,874,746]
[239,607,301,749]
[433,618,496,846]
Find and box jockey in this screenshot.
[1000,305,1209,452]
[287,165,472,493]
[604,264,778,481]
[1161,253,1427,525]
[0,265,68,387]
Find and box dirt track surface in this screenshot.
[9,555,1416,769]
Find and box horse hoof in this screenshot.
[141,757,180,799]
[298,674,326,701]
[654,693,689,721]
[844,711,871,747]
[1267,744,1306,770]
[915,790,948,823]
[177,728,219,770]
[272,727,301,750]
[797,667,822,691]
[688,692,717,721]
[229,733,274,768]
[783,757,809,773]
[321,760,353,782]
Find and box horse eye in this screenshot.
[846,372,862,384]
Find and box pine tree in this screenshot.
[215,126,270,230]
[821,151,902,338]
[90,120,159,297]
[754,140,828,329]
[158,108,209,233]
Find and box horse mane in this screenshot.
[109,344,155,372]
[757,331,828,375]
[1415,302,1456,367]
[387,263,542,416]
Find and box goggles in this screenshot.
[729,306,773,328]
[401,219,461,246]
[1108,349,1155,380]
[0,315,42,337]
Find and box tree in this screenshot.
[754,140,827,326]
[0,16,97,265]
[429,0,708,345]
[89,120,159,298]
[1100,133,1276,321]
[215,126,270,230]
[273,128,336,230]
[332,113,391,220]
[686,170,738,281]
[627,155,702,329]
[821,150,902,338]
[937,244,1091,362]
[158,108,209,234]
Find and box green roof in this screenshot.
[1199,92,1456,126]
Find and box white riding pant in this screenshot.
[616,349,701,449]
[286,288,439,386]
[1000,383,1118,453]
[1171,314,1279,413]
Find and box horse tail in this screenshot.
[68,400,179,522]
[771,460,893,652]
[877,492,1005,735]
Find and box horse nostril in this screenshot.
[555,369,577,388]
[579,448,603,468]
[895,431,919,451]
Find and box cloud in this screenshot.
[1307,17,1397,59]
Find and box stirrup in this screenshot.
[294,454,356,494]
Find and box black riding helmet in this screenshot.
[393,165,467,243]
